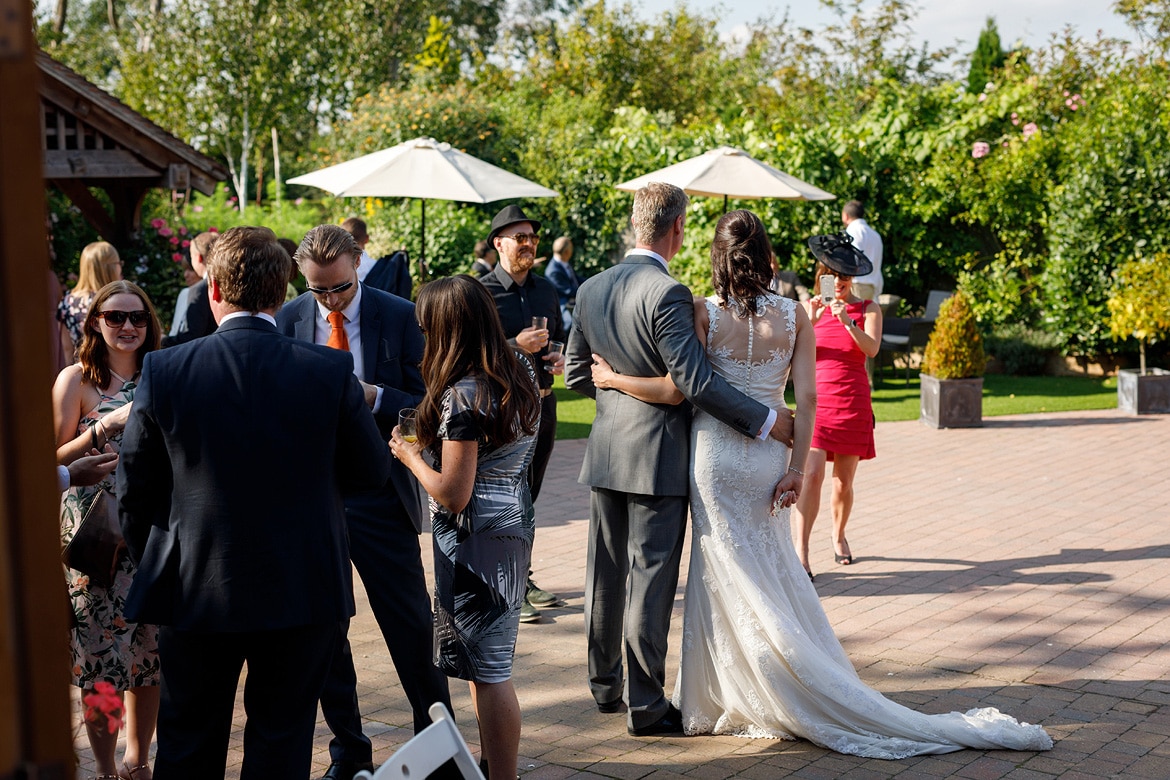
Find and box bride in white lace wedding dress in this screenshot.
[592,211,1052,758]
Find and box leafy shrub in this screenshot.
[983,323,1063,375]
[1107,254,1170,374]
[48,189,189,327]
[921,291,987,379]
[186,184,328,244]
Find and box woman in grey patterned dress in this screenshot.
[52,280,162,780]
[390,275,541,780]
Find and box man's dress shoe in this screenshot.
[320,760,375,780]
[627,703,684,736]
[597,698,626,714]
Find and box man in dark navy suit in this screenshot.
[118,226,391,779]
[277,224,452,780]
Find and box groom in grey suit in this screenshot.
[565,182,794,736]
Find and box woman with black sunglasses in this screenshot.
[51,280,163,780]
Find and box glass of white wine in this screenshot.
[399,408,418,443]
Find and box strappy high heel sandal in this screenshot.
[119,763,152,780]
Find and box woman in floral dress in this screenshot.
[52,281,162,780]
[57,241,123,365]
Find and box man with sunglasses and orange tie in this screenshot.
[276,224,454,780]
[480,204,566,623]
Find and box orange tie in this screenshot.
[326,310,350,352]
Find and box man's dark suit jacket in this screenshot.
[161,278,216,348]
[363,251,413,301]
[117,315,391,630]
[276,284,427,531]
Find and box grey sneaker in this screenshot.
[526,578,558,606]
[519,598,541,623]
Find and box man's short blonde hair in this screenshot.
[295,224,360,270]
[205,226,290,312]
[631,182,689,245]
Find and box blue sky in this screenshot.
[634,0,1134,54]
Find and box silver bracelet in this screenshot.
[788,466,804,476]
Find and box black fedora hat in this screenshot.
[806,232,873,277]
[488,205,542,246]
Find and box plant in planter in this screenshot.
[919,291,986,428]
[1107,255,1170,414]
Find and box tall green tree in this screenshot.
[967,17,1006,94]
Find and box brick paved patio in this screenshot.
[74,409,1170,778]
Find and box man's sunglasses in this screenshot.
[306,280,355,296]
[96,310,150,328]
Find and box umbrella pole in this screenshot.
[419,199,429,283]
[723,194,728,213]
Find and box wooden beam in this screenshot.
[0,21,77,780]
[44,148,158,179]
[51,179,117,242]
[106,181,148,245]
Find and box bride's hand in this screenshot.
[770,471,802,515]
[591,354,619,389]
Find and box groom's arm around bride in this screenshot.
[564,182,792,736]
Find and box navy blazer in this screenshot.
[276,285,428,531]
[117,316,391,631]
[363,251,413,300]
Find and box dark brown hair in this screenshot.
[340,216,369,243]
[414,275,540,451]
[205,226,290,312]
[710,210,774,315]
[79,280,161,389]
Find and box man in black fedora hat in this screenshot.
[480,204,566,622]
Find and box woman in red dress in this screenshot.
[794,234,883,580]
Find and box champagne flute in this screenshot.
[399,409,418,443]
[545,340,564,373]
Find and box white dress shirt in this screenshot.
[312,284,383,412]
[356,250,376,283]
[845,218,884,298]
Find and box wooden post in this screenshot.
[0,8,77,778]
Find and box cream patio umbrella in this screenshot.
[288,137,558,279]
[615,146,835,211]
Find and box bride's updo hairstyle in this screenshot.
[711,209,774,316]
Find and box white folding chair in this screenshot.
[354,702,485,780]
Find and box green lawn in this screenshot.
[552,373,1118,439]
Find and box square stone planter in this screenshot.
[1118,367,1170,414]
[920,374,983,429]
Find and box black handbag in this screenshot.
[62,488,124,589]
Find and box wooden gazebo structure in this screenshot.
[0,36,227,777]
[37,51,228,244]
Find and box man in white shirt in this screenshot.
[341,217,377,283]
[841,200,884,299]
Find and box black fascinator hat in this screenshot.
[806,233,873,277]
